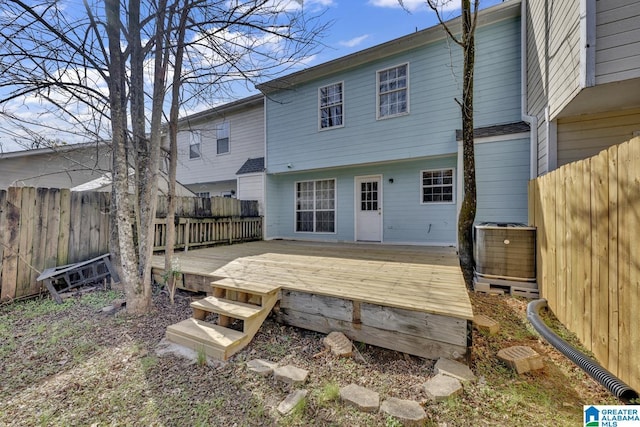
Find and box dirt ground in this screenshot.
[0,286,620,426]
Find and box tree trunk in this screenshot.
[457,0,477,290]
[105,0,145,313]
[164,0,189,304]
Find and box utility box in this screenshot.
[474,222,536,282]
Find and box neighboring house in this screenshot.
[171,94,265,205]
[257,0,530,245]
[0,142,112,189]
[0,142,194,196]
[524,0,640,174]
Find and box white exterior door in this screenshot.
[355,176,382,242]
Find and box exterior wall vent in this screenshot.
[474,222,536,281]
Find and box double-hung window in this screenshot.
[217,122,229,154]
[377,63,408,119]
[319,82,343,129]
[189,131,201,159]
[421,169,454,203]
[295,179,336,233]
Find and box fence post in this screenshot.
[184,218,190,252]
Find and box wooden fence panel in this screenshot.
[0,188,261,301]
[529,136,640,393]
[1,188,22,302]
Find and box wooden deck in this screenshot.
[152,240,474,359]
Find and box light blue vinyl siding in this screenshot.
[265,16,521,174]
[474,137,530,224]
[265,157,458,245]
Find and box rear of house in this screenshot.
[258,0,529,246]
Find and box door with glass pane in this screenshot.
[355,176,382,242]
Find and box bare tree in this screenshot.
[417,0,479,289]
[0,0,327,312]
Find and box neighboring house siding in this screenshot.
[265,16,522,174]
[595,0,640,84]
[547,0,581,119]
[474,136,531,224]
[526,0,581,174]
[526,0,549,174]
[175,104,264,188]
[557,107,640,166]
[0,146,111,189]
[265,157,458,245]
[237,173,265,215]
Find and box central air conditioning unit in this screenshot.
[474,222,536,282]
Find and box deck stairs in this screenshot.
[165,278,281,360]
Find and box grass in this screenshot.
[0,290,623,426]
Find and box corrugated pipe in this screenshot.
[527,299,638,403]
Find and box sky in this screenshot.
[0,0,506,153]
[301,0,504,67]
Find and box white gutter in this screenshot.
[521,0,538,180]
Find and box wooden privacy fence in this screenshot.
[0,188,111,302]
[0,187,261,302]
[528,136,640,393]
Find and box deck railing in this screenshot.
[153,216,263,251]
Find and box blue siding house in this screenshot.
[257,0,530,245]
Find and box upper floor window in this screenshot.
[421,168,454,204]
[217,122,229,154]
[189,131,201,159]
[377,64,409,119]
[319,82,343,129]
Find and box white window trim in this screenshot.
[318,81,345,131]
[420,168,455,205]
[376,62,410,120]
[189,130,202,160]
[216,122,230,156]
[293,178,337,234]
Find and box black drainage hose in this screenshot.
[527,298,638,403]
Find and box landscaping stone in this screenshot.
[497,345,544,374]
[473,314,500,335]
[323,331,353,357]
[277,389,308,415]
[273,365,309,386]
[423,374,463,402]
[246,359,277,376]
[339,383,379,413]
[379,397,426,426]
[434,357,477,383]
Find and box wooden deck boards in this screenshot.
[152,240,473,321]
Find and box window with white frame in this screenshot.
[295,179,335,233]
[319,82,343,129]
[189,131,201,159]
[421,169,454,203]
[217,122,229,154]
[195,192,210,198]
[377,64,408,119]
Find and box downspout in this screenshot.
[521,0,538,180]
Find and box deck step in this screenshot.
[166,318,247,361]
[191,296,262,321]
[211,277,281,296]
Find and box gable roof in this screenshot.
[236,157,265,175]
[256,0,521,93]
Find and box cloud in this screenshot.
[338,34,369,48]
[368,0,459,13]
